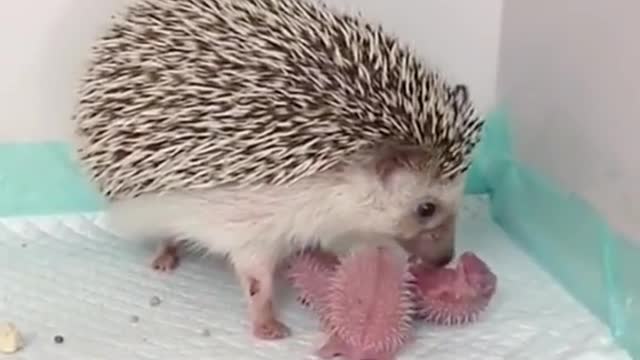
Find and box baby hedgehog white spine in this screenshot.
[72,0,485,340]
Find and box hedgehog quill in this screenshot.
[73,0,485,340]
[286,247,497,359]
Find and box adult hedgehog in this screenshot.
[72,0,484,340]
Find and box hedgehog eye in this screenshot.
[416,202,437,219]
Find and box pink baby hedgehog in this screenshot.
[286,246,497,360]
[287,246,414,360]
[410,251,497,325]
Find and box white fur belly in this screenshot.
[104,168,394,265]
[105,185,331,260]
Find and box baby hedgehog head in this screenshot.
[410,252,497,325]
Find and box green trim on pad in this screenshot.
[0,142,104,216]
[476,111,639,359]
[0,109,637,358]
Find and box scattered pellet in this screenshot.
[54,335,64,344]
[200,329,211,337]
[130,315,140,323]
[149,296,162,307]
[0,322,23,354]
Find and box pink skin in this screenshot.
[287,247,414,360]
[316,334,397,360]
[286,249,497,359]
[286,249,340,318]
[409,252,497,325]
[236,260,291,340]
[151,243,180,271]
[152,241,289,339]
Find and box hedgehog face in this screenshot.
[365,146,466,268]
[392,174,463,268]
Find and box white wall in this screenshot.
[0,0,504,142]
[321,0,504,115]
[497,0,640,242]
[0,0,130,142]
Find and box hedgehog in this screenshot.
[289,245,415,360]
[72,0,484,340]
[285,247,496,359]
[410,251,497,325]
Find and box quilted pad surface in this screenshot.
[0,196,630,359]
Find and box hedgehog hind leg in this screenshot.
[232,253,291,340]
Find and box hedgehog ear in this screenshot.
[368,144,423,183]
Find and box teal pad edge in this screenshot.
[472,108,639,359]
[0,110,637,358]
[0,142,105,216]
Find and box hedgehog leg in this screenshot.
[151,240,180,272]
[234,258,291,340]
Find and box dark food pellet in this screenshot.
[149,296,162,307]
[54,335,64,344]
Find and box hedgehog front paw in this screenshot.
[252,318,290,340]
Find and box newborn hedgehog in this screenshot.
[72,0,485,340]
[410,251,497,325]
[286,247,496,359]
[288,246,415,360]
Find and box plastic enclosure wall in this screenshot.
[468,111,639,359]
[0,109,637,358]
[495,1,640,356]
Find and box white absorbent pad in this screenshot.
[0,195,630,359]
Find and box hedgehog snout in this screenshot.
[399,223,455,269]
[405,208,456,268]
